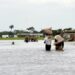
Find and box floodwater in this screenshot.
[0,40,75,75]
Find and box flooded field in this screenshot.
[0,40,75,75]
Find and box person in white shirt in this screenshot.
[44,36,52,51]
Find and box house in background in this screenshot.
[1,34,17,38]
[2,35,9,38]
[17,33,43,37]
[17,32,43,42]
[63,30,75,41]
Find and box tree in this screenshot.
[63,28,72,31]
[27,27,35,33]
[52,30,58,36]
[9,25,14,37]
[9,25,14,31]
[57,29,62,33]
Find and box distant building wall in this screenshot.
[64,33,75,41]
[17,33,43,37]
[14,35,17,38]
[2,35,9,38]
[2,35,17,38]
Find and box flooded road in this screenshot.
[0,40,75,75]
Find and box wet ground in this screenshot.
[0,40,75,75]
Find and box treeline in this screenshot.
[0,24,73,36]
[0,27,73,36]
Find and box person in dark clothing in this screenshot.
[12,41,15,45]
[54,35,64,51]
[25,36,29,43]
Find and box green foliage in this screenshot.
[27,27,34,31]
[9,25,14,30]
[64,28,72,31]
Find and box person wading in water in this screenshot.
[54,34,64,51]
[44,35,52,51]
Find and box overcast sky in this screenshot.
[0,0,75,31]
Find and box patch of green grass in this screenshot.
[0,37,44,40]
[37,36,44,40]
[0,37,24,40]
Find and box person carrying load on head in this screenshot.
[54,34,64,51]
[43,27,52,51]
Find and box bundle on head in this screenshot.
[43,27,52,35]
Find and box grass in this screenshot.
[0,37,44,40]
[0,37,24,40]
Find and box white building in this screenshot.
[2,34,17,38]
[2,35,9,38]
